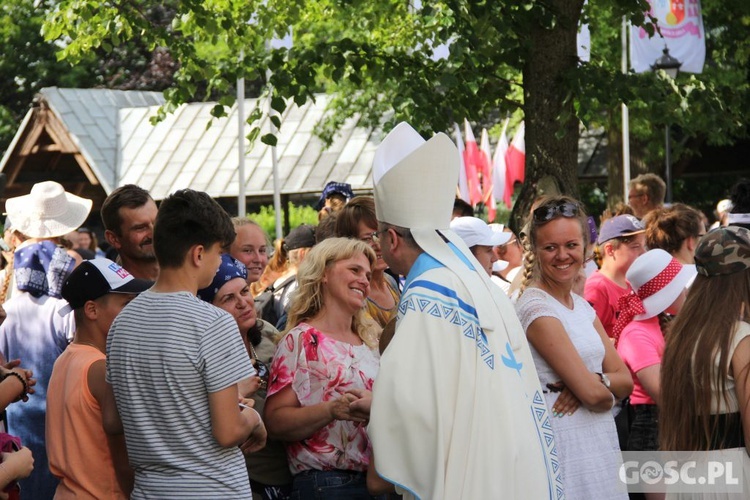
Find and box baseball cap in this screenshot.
[315,181,354,210]
[450,217,511,247]
[284,224,316,251]
[694,226,750,277]
[61,258,152,309]
[597,215,645,245]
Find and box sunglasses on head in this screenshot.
[532,201,580,224]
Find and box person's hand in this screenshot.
[239,408,267,455]
[0,359,20,376]
[346,388,372,421]
[0,305,5,326]
[1,446,34,481]
[550,384,581,417]
[328,393,366,423]
[237,376,262,398]
[238,396,255,409]
[3,367,33,402]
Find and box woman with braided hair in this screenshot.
[514,195,632,498]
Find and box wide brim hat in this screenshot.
[626,248,697,320]
[6,181,92,239]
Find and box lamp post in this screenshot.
[651,46,681,203]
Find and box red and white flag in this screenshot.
[504,121,525,207]
[479,128,496,221]
[462,120,483,206]
[453,123,470,203]
[492,119,510,208]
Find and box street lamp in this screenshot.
[651,46,681,203]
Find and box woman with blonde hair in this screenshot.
[264,238,381,499]
[515,195,632,498]
[660,226,750,498]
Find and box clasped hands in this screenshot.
[329,388,372,424]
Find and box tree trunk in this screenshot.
[510,0,584,234]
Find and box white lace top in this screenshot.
[515,287,627,499]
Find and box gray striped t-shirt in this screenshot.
[106,290,255,499]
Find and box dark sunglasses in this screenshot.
[532,201,580,224]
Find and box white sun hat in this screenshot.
[626,248,696,320]
[5,181,92,239]
[451,217,511,248]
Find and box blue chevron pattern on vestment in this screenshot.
[528,389,565,499]
[399,289,496,370]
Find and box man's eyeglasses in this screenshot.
[369,229,389,245]
[532,201,580,224]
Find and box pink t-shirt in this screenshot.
[616,316,663,405]
[584,271,631,338]
[268,323,380,473]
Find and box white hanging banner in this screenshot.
[630,0,705,74]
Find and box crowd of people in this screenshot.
[0,123,748,499]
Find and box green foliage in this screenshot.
[578,0,750,172]
[247,202,319,241]
[36,0,750,216]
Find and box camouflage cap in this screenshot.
[694,226,750,277]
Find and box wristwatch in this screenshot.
[596,372,611,389]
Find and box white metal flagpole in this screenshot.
[237,49,246,217]
[265,45,283,239]
[621,16,631,200]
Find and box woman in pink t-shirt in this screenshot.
[614,249,695,454]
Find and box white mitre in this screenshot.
[372,122,456,230]
[372,122,524,347]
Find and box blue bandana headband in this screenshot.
[14,240,75,299]
[197,254,248,303]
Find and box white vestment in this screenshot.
[369,248,563,499]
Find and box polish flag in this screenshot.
[453,123,470,203]
[505,121,525,206]
[492,119,510,208]
[462,120,483,206]
[479,128,496,221]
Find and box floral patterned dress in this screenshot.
[268,323,380,473]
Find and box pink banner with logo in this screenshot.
[630,0,705,74]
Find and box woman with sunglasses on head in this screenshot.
[197,254,292,500]
[264,238,382,499]
[335,196,400,329]
[515,195,633,499]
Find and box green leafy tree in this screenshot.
[0,0,181,154]
[43,0,749,230]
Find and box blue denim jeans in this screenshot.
[290,469,385,500]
